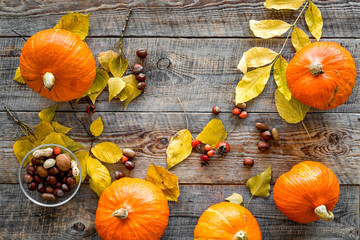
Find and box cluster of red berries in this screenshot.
[191,139,230,166]
[232,100,248,119]
[133,48,147,91]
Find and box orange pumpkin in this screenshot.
[194,202,262,240]
[286,42,356,110]
[20,29,96,102]
[95,178,169,240]
[273,161,339,223]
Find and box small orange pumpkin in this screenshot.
[273,161,339,223]
[194,202,262,240]
[95,178,169,240]
[20,29,96,102]
[286,42,356,110]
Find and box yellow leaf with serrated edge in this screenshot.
[274,56,292,101]
[236,64,273,104]
[78,68,109,102]
[275,89,310,123]
[54,12,91,40]
[246,164,272,197]
[52,121,72,134]
[238,47,278,74]
[14,67,25,84]
[109,54,129,78]
[98,50,119,72]
[41,132,66,147]
[87,156,111,196]
[90,117,103,137]
[250,20,291,39]
[305,2,323,41]
[38,104,57,122]
[121,75,143,110]
[13,139,35,165]
[74,151,89,183]
[35,121,54,141]
[60,133,85,152]
[116,83,134,101]
[146,164,180,202]
[291,27,311,52]
[108,77,126,102]
[167,129,193,169]
[225,193,243,205]
[264,0,305,10]
[91,142,122,163]
[196,119,227,149]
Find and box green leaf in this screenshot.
[38,104,58,122]
[275,89,310,124]
[225,193,244,205]
[291,27,311,52]
[98,50,119,72]
[237,47,278,74]
[196,119,227,149]
[74,151,89,183]
[305,2,323,41]
[90,117,104,137]
[87,156,111,197]
[108,77,126,102]
[167,129,193,169]
[274,56,292,101]
[60,134,85,152]
[91,142,123,163]
[116,83,135,101]
[249,20,291,39]
[78,68,109,103]
[52,121,72,134]
[54,12,91,40]
[236,64,273,104]
[264,0,306,10]
[13,139,36,165]
[14,67,25,84]
[109,54,129,78]
[41,132,66,147]
[35,121,55,141]
[246,164,272,197]
[121,75,143,110]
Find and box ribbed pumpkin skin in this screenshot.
[273,161,339,223]
[194,202,262,240]
[95,178,169,240]
[20,29,96,102]
[286,42,356,110]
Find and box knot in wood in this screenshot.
[328,133,340,145]
[157,57,172,70]
[71,222,85,232]
[160,137,169,146]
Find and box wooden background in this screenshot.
[0,0,359,239]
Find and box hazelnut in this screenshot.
[55,154,71,171]
[36,165,49,178]
[123,148,136,158]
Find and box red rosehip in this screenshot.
[239,111,248,118]
[204,144,212,151]
[53,147,61,155]
[216,141,231,154]
[232,108,241,115]
[121,156,129,163]
[86,104,95,114]
[207,150,215,157]
[200,155,209,162]
[191,139,201,148]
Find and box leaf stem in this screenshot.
[112,9,132,52]
[246,195,254,208]
[5,107,35,137]
[227,118,240,136]
[301,121,311,139]
[177,98,189,130]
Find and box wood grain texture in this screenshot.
[0,184,358,240]
[0,0,359,38]
[1,38,360,113]
[3,112,359,185]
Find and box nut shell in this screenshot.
[55,154,71,171]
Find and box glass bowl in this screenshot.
[19,144,82,207]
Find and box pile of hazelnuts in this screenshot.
[132,48,147,91]
[114,148,136,180]
[191,139,231,166]
[255,122,280,151]
[23,147,79,201]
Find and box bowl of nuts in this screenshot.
[19,144,82,207]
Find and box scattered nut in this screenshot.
[255,122,270,131]
[43,158,56,169]
[258,141,270,151]
[123,148,136,158]
[272,128,279,141]
[56,154,71,171]
[261,131,272,142]
[212,105,221,115]
[243,157,254,167]
[233,100,246,109]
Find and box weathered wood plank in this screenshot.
[2,112,359,184]
[0,0,359,38]
[0,184,358,240]
[1,38,359,113]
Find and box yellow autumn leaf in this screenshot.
[60,134,85,152]
[291,27,311,52]
[237,54,247,74]
[121,75,143,110]
[305,2,323,41]
[90,117,104,137]
[54,12,91,40]
[41,132,66,147]
[14,67,25,84]
[109,54,129,78]
[249,20,291,39]
[52,121,72,134]
[91,142,123,163]
[275,89,310,124]
[274,56,292,101]
[167,129,193,169]
[78,68,109,103]
[74,151,89,183]
[146,164,180,202]
[246,164,272,197]
[38,104,58,122]
[237,47,278,74]
[236,64,273,104]
[13,139,36,165]
[35,121,54,141]
[196,119,227,149]
[87,156,111,197]
[225,193,243,205]
[98,50,119,72]
[264,0,306,10]
[116,83,135,101]
[108,77,126,102]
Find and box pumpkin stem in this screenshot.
[112,208,128,220]
[308,62,324,76]
[314,205,334,222]
[43,72,55,90]
[234,230,248,240]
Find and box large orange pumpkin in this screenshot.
[20,29,96,102]
[286,42,356,110]
[273,161,339,224]
[95,178,169,240]
[194,202,262,240]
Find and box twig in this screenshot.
[112,9,132,52]
[227,118,241,136]
[301,121,311,139]
[11,30,27,42]
[177,98,189,130]
[5,107,35,137]
[246,195,254,208]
